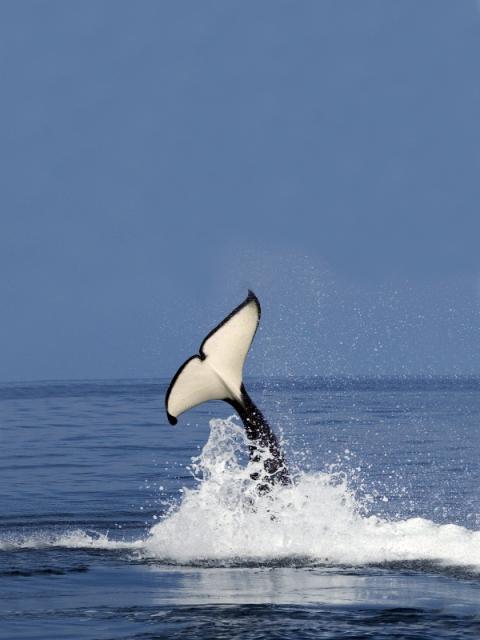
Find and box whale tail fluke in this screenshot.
[165,291,260,425]
[165,290,291,487]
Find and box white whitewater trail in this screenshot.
[2,417,480,570]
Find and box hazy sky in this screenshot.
[1,0,480,381]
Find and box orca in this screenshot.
[165,291,291,488]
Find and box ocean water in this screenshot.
[1,377,479,639]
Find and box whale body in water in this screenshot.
[165,291,290,488]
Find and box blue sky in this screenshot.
[1,1,480,381]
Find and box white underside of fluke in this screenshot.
[166,292,260,422]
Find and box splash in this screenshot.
[143,417,480,569]
[2,417,479,571]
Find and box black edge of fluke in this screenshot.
[198,289,261,357]
[165,354,201,425]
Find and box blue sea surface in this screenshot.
[1,377,479,639]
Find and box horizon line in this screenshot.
[2,373,480,386]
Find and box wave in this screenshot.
[0,529,141,551]
[2,418,479,571]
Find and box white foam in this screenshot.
[142,417,480,569]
